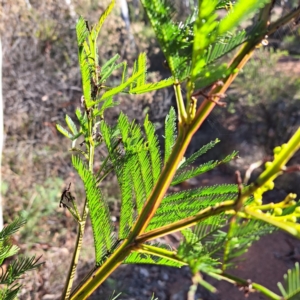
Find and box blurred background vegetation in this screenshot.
[0,0,300,299]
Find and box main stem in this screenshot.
[61,203,88,299]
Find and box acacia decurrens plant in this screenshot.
[55,1,300,299]
[0,217,43,299]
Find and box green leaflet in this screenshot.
[172,150,238,185]
[130,77,174,94]
[101,54,120,73]
[93,97,119,119]
[218,0,272,35]
[100,122,124,179]
[164,107,177,164]
[0,217,26,240]
[65,115,78,135]
[72,156,114,264]
[97,65,143,102]
[140,0,194,79]
[56,124,73,140]
[178,219,274,276]
[216,0,234,10]
[144,115,161,185]
[117,114,154,231]
[0,245,20,266]
[136,52,147,88]
[178,139,220,170]
[75,1,117,108]
[194,214,229,242]
[76,17,93,106]
[101,114,161,239]
[99,54,123,84]
[191,0,219,81]
[278,263,300,300]
[222,219,275,270]
[76,16,89,48]
[0,217,26,266]
[146,184,238,231]
[178,228,222,276]
[0,218,41,300]
[56,117,82,141]
[78,48,93,106]
[0,256,42,286]
[119,160,135,238]
[124,251,184,268]
[205,30,247,65]
[0,287,19,300]
[90,0,115,44]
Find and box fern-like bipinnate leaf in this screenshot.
[76,17,93,107]
[217,0,272,35]
[130,77,174,94]
[178,139,220,170]
[0,285,20,300]
[205,30,247,65]
[100,54,122,84]
[222,219,275,270]
[172,151,238,185]
[90,0,115,46]
[178,228,222,275]
[0,256,42,285]
[164,107,177,164]
[191,0,219,81]
[65,115,78,136]
[72,156,115,264]
[144,115,161,184]
[140,0,194,79]
[147,184,238,231]
[193,214,229,242]
[278,263,300,300]
[124,250,183,268]
[97,54,146,103]
[0,245,20,266]
[0,217,26,240]
[101,113,161,238]
[56,124,73,140]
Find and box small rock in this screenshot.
[140,267,150,277]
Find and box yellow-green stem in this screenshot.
[61,203,88,299]
[137,244,186,266]
[70,239,131,299]
[135,201,235,244]
[128,124,193,238]
[62,117,95,299]
[212,272,282,300]
[174,80,187,123]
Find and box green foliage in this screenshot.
[278,263,300,300]
[147,184,238,231]
[72,156,114,265]
[172,150,238,185]
[0,218,43,299]
[164,107,177,164]
[140,0,195,79]
[52,1,300,299]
